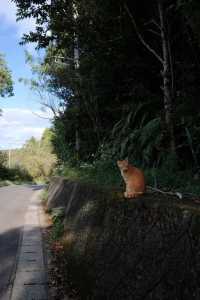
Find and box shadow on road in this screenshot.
[0,184,47,299]
[0,226,22,299]
[23,184,46,191]
[0,225,48,299]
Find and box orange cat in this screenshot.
[117,159,146,198]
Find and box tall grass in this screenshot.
[55,158,200,195]
[56,159,122,187]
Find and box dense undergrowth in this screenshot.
[0,164,33,186]
[55,157,200,196]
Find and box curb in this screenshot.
[10,190,48,300]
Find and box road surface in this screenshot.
[0,185,43,299]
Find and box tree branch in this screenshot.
[124,3,164,65]
[144,19,161,30]
[148,29,161,37]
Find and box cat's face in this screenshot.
[117,160,129,171]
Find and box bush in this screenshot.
[56,154,200,196]
[56,159,122,187]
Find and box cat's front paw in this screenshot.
[124,191,135,198]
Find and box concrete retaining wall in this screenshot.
[47,177,200,299]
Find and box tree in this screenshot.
[0,53,13,97]
[124,1,176,154]
[13,0,200,169]
[0,151,8,179]
[10,131,57,181]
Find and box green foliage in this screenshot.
[40,189,49,204]
[0,130,56,184]
[0,151,8,167]
[146,169,200,195]
[13,0,200,193]
[7,166,32,182]
[9,129,57,182]
[0,151,9,180]
[0,162,32,183]
[50,208,65,242]
[57,159,121,187]
[56,155,200,196]
[0,53,13,97]
[107,101,162,167]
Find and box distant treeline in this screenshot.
[0,129,57,183]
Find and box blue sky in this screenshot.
[0,0,52,149]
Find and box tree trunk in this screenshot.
[75,128,80,161]
[158,0,176,154]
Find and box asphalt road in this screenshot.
[0,185,43,299]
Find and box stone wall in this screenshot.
[47,177,200,299]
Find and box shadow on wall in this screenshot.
[47,177,200,299]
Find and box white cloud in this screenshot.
[0,0,37,52]
[0,108,52,149]
[0,0,36,34]
[0,0,19,26]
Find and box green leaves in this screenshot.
[11,0,200,175]
[0,54,13,97]
[9,129,57,182]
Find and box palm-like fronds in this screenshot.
[107,103,162,167]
